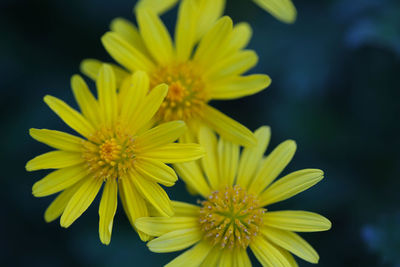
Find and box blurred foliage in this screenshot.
[0,0,399,266]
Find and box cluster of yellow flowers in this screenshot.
[26,0,330,266]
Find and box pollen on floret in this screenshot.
[150,62,208,122]
[199,185,265,249]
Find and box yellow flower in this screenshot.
[26,64,204,245]
[135,0,297,24]
[135,126,331,266]
[81,0,271,147]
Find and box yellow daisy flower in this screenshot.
[81,0,271,147]
[26,64,204,245]
[135,126,331,266]
[136,0,297,24]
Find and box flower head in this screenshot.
[26,65,204,245]
[135,126,331,266]
[81,0,271,147]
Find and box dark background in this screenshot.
[1,0,399,266]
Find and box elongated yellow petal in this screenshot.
[218,137,239,187]
[134,158,177,187]
[250,235,291,267]
[128,83,168,134]
[260,169,324,206]
[79,59,129,85]
[174,162,211,197]
[248,140,296,194]
[119,71,149,123]
[253,0,297,24]
[44,179,84,222]
[119,175,150,241]
[204,50,258,81]
[44,95,95,138]
[171,201,200,216]
[32,165,89,197]
[98,178,118,245]
[198,126,219,190]
[136,217,199,236]
[219,249,234,267]
[147,227,203,253]
[101,32,155,72]
[130,170,173,217]
[29,128,84,152]
[71,75,101,125]
[134,121,186,152]
[262,226,319,263]
[194,0,225,40]
[135,0,179,14]
[194,16,232,67]
[110,17,149,56]
[165,241,212,267]
[175,0,197,61]
[264,211,332,232]
[224,22,252,55]
[26,151,84,171]
[236,126,270,188]
[202,105,256,147]
[97,64,118,126]
[234,248,252,267]
[137,8,174,64]
[279,247,299,267]
[138,143,205,163]
[210,74,271,100]
[200,247,221,267]
[60,177,103,228]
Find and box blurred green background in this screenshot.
[1,0,399,266]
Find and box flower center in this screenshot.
[150,62,208,122]
[82,125,136,180]
[199,185,265,249]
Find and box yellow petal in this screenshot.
[138,143,205,163]
[130,170,173,217]
[171,201,200,216]
[135,0,179,14]
[110,17,150,56]
[219,249,233,267]
[60,177,103,228]
[198,126,219,190]
[234,248,252,267]
[147,226,203,253]
[253,0,297,24]
[260,169,324,206]
[218,137,239,187]
[44,180,84,222]
[236,126,270,188]
[32,165,89,197]
[134,158,178,187]
[137,8,174,64]
[98,178,118,245]
[262,226,319,264]
[175,0,197,61]
[199,247,221,267]
[119,71,149,123]
[264,211,332,232]
[165,241,212,267]
[279,247,299,267]
[119,175,150,241]
[101,32,155,72]
[79,58,129,85]
[128,83,168,134]
[26,151,84,171]
[136,217,199,236]
[194,16,233,67]
[194,0,226,40]
[29,128,84,152]
[97,64,118,126]
[204,50,258,81]
[250,235,291,267]
[248,140,296,195]
[71,74,101,125]
[174,161,211,197]
[135,121,186,152]
[209,74,271,100]
[224,22,252,55]
[202,105,256,147]
[44,95,95,138]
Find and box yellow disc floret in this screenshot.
[199,185,265,249]
[150,62,208,122]
[82,124,136,180]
